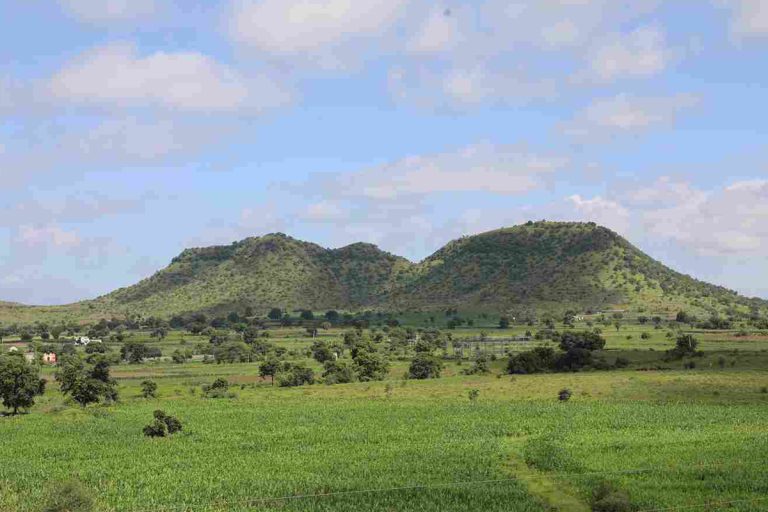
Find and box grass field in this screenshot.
[1,324,768,511]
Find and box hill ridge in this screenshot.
[2,221,765,321]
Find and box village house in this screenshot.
[42,353,57,365]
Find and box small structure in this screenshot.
[23,353,35,363]
[42,353,57,365]
[8,346,19,353]
[74,336,101,346]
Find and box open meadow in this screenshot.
[2,318,767,512]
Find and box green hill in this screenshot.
[3,222,766,321]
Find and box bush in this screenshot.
[558,331,606,351]
[202,378,233,398]
[42,479,95,512]
[143,410,183,437]
[468,389,480,402]
[614,357,630,369]
[277,364,315,387]
[592,482,632,512]
[558,388,572,401]
[507,347,557,374]
[322,360,355,385]
[140,380,158,399]
[463,355,490,375]
[408,353,444,379]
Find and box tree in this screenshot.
[408,353,444,379]
[0,354,46,414]
[558,331,606,351]
[353,349,389,382]
[311,340,334,363]
[322,360,356,384]
[140,380,158,399]
[121,342,148,364]
[213,342,252,363]
[259,357,282,386]
[56,355,118,407]
[507,347,557,375]
[143,409,183,438]
[277,363,315,387]
[268,308,282,320]
[463,354,490,375]
[498,316,511,329]
[668,334,698,358]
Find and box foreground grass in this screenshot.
[2,368,767,511]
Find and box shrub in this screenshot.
[558,331,606,351]
[468,389,480,402]
[277,364,315,387]
[42,479,95,512]
[408,353,444,379]
[592,482,632,512]
[614,357,630,369]
[463,355,490,375]
[507,347,556,374]
[143,410,183,437]
[322,360,356,384]
[558,388,572,402]
[202,378,233,398]
[140,380,157,399]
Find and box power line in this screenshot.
[127,460,767,512]
[636,497,768,512]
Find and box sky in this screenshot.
[1,0,767,305]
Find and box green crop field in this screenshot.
[2,320,768,512]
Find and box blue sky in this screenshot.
[1,0,767,304]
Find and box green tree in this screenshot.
[120,342,148,364]
[408,353,444,380]
[353,349,389,382]
[0,354,46,414]
[140,380,158,399]
[56,355,118,407]
[322,360,356,384]
[259,357,282,386]
[311,340,334,363]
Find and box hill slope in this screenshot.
[4,222,765,321]
[84,222,766,319]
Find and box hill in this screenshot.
[2,222,766,321]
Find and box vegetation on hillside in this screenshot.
[3,222,766,323]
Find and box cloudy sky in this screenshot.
[1,0,767,304]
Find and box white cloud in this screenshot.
[303,201,347,222]
[567,194,631,235]
[561,93,700,140]
[335,142,569,199]
[19,225,81,249]
[229,0,409,64]
[48,43,291,112]
[58,0,158,24]
[407,7,463,55]
[592,177,768,258]
[721,0,768,38]
[389,66,558,109]
[582,26,672,82]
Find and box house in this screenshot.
[42,353,57,365]
[74,336,101,346]
[8,346,19,353]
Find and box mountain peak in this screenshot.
[92,222,765,318]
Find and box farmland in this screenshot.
[1,316,768,512]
